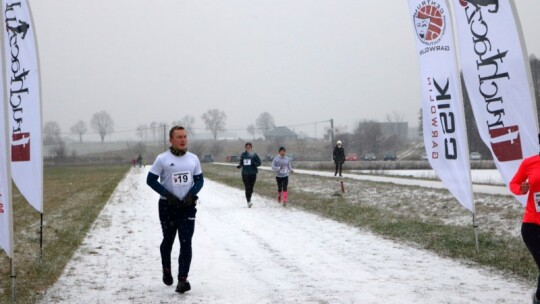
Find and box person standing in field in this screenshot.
[272,146,294,206]
[146,126,204,294]
[333,140,345,177]
[237,142,261,208]
[510,136,540,304]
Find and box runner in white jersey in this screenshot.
[271,146,294,206]
[146,126,204,294]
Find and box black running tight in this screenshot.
[276,176,289,192]
[242,174,257,202]
[522,222,540,299]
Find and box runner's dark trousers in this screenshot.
[242,174,257,202]
[276,176,289,192]
[159,199,197,278]
[522,222,540,299]
[335,162,343,175]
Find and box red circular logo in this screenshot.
[413,3,446,45]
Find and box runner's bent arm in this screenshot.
[254,154,261,167]
[189,173,204,196]
[146,172,168,196]
[271,157,280,172]
[237,155,244,169]
[510,160,528,195]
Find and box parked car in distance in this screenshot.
[383,152,397,161]
[421,153,428,160]
[363,153,376,161]
[345,153,358,161]
[469,152,482,160]
[226,155,240,162]
[201,153,214,163]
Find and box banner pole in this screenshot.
[26,0,46,257]
[10,258,16,302]
[1,1,16,301]
[40,213,43,261]
[473,212,479,254]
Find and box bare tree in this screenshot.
[43,121,66,158]
[150,122,158,142]
[255,112,275,136]
[325,124,348,140]
[295,132,309,161]
[172,115,196,135]
[136,124,149,142]
[126,141,147,156]
[355,120,382,155]
[91,110,114,143]
[189,140,206,158]
[201,109,227,141]
[70,120,87,143]
[43,121,62,145]
[386,111,406,151]
[247,124,256,140]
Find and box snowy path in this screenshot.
[39,168,530,304]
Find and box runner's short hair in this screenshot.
[279,147,286,152]
[169,126,186,139]
[245,142,252,148]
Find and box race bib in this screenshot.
[243,159,252,166]
[535,192,540,212]
[172,171,192,186]
[279,167,288,174]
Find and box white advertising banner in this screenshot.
[3,0,43,212]
[0,76,14,258]
[452,0,538,206]
[408,0,474,212]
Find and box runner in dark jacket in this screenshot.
[237,142,261,207]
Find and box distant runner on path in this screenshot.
[271,146,294,206]
[146,126,204,294]
[237,142,261,208]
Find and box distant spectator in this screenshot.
[137,154,143,168]
[333,140,345,177]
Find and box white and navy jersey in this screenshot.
[149,150,202,200]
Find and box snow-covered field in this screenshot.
[38,167,531,304]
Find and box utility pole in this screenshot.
[330,118,334,144]
[163,124,167,151]
[330,118,334,162]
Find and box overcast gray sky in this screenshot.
[29,0,540,141]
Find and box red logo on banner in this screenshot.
[12,133,31,162]
[458,0,499,13]
[413,3,447,45]
[489,126,522,162]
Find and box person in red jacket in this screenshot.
[510,141,540,304]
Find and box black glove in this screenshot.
[165,192,181,207]
[236,165,241,169]
[182,193,198,208]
